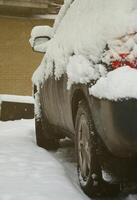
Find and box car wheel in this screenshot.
[75,100,120,197]
[35,118,59,150]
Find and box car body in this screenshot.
[30,0,137,197]
[39,75,137,158]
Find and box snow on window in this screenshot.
[89,66,137,100]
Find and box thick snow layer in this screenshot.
[0,95,34,104]
[29,26,53,52]
[0,119,89,200]
[90,66,137,100]
[53,0,74,33]
[45,0,137,79]
[30,26,53,41]
[67,55,102,89]
[32,0,137,88]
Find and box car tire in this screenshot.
[35,117,59,150]
[75,100,120,197]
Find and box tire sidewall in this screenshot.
[75,100,102,196]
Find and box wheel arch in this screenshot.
[71,88,88,126]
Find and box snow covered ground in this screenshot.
[0,119,88,200]
[0,119,136,200]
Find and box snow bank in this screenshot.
[0,95,34,104]
[90,66,137,100]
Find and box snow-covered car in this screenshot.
[30,0,137,197]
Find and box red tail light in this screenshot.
[111,53,137,69]
[102,32,137,70]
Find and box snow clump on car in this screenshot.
[89,66,137,100]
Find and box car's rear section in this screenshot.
[90,32,137,157]
[88,32,137,185]
[91,97,137,158]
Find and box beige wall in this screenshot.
[0,16,53,95]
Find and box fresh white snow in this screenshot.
[30,26,53,53]
[32,0,137,92]
[0,95,34,104]
[0,119,136,199]
[30,26,53,42]
[90,66,137,100]
[0,119,89,200]
[66,55,107,89]
[44,0,137,80]
[66,55,97,89]
[53,0,74,33]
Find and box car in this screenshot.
[30,0,137,197]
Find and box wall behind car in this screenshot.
[0,16,53,95]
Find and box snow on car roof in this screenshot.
[32,0,137,88]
